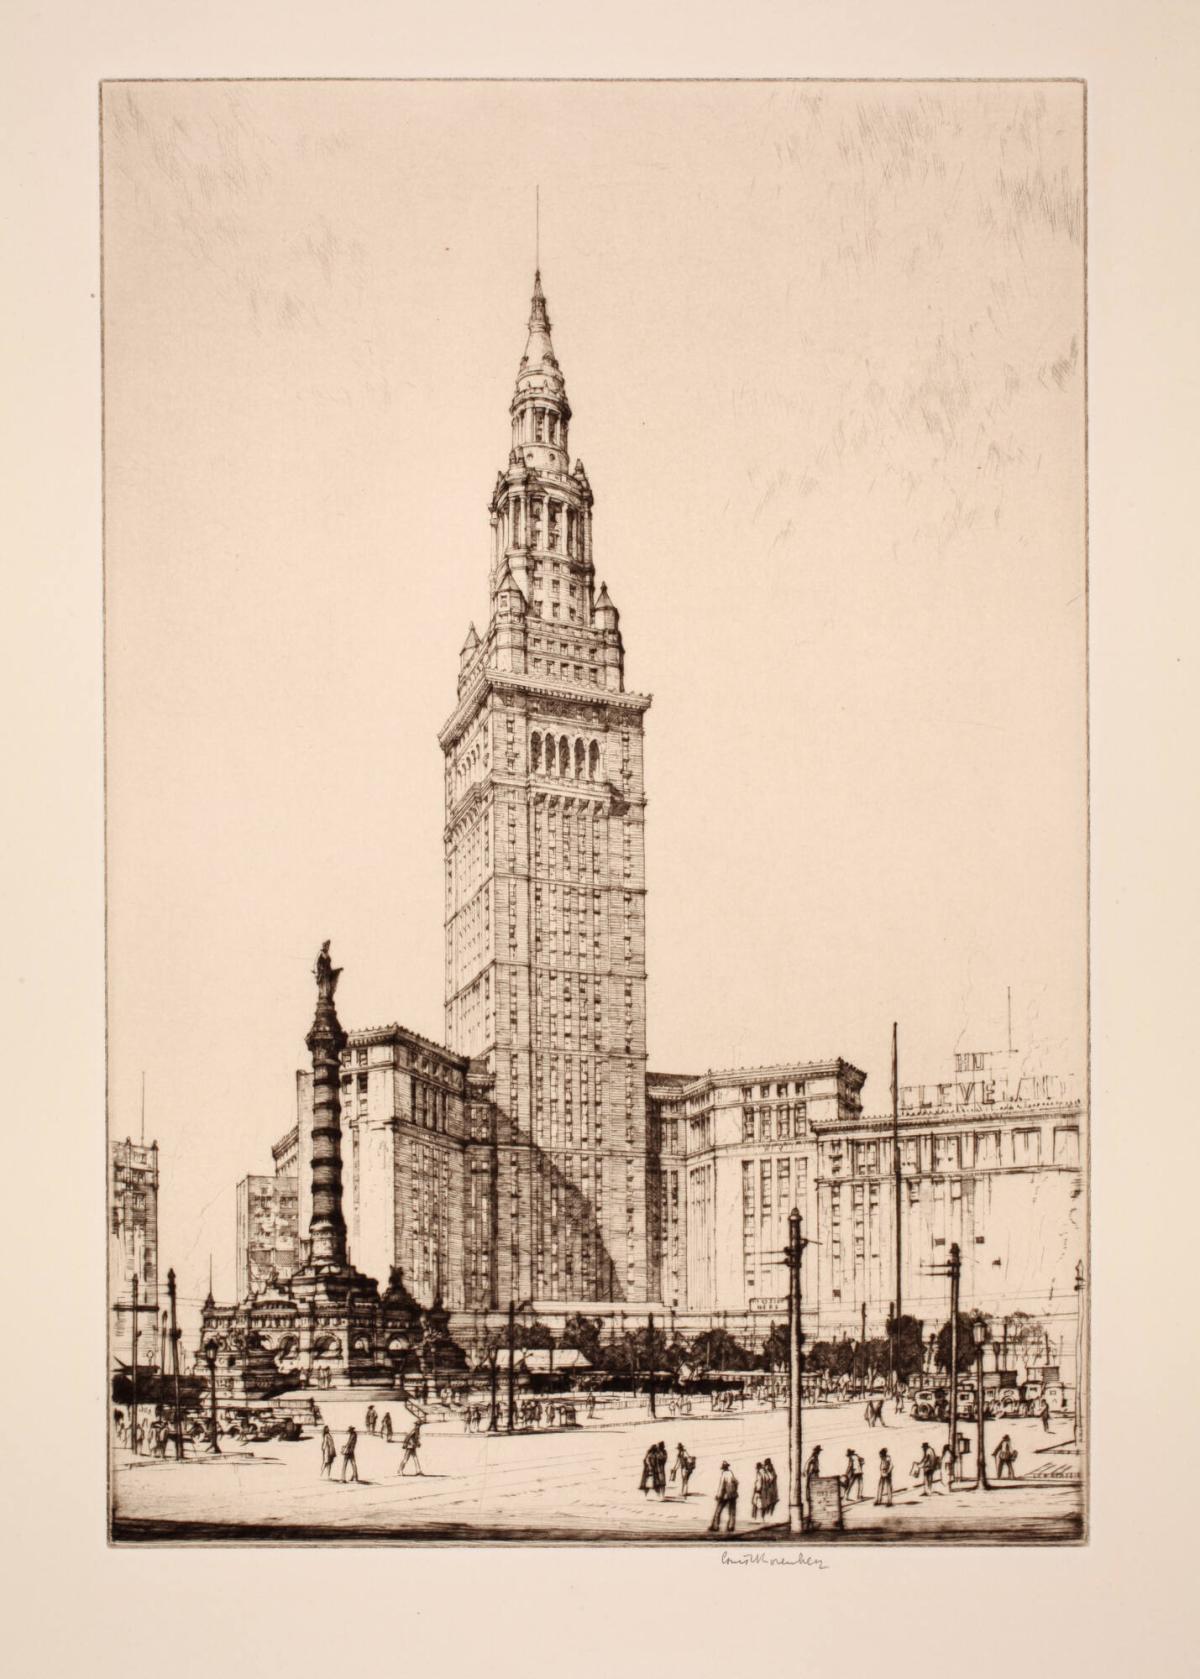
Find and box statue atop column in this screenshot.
[315,940,341,1003]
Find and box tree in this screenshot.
[886,1314,926,1383]
[761,1321,789,1371]
[563,1313,604,1367]
[935,1313,978,1376]
[514,1316,555,1352]
[689,1327,753,1372]
[806,1341,835,1377]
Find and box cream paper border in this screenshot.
[4,2,1196,1674]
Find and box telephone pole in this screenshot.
[784,1208,809,1533]
[647,1312,656,1418]
[112,1274,156,1454]
[506,1299,516,1434]
[167,1269,184,1461]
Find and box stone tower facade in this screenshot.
[439,274,652,1308]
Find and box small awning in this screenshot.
[518,1348,590,1372]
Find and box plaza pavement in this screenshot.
[112,1396,1082,1543]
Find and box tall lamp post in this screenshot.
[203,1338,221,1455]
[972,1316,989,1491]
[784,1209,809,1534]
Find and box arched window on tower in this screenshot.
[530,500,542,549]
[559,737,570,776]
[574,739,585,779]
[534,409,545,443]
[588,740,600,780]
[566,508,575,556]
[531,733,542,773]
[548,503,559,552]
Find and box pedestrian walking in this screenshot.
[761,1458,779,1518]
[708,1462,739,1533]
[671,1443,696,1498]
[917,1442,938,1496]
[993,1435,1017,1479]
[940,1440,956,1489]
[639,1442,659,1497]
[380,1411,393,1443]
[652,1441,668,1497]
[1039,1397,1052,1433]
[399,1420,424,1476]
[365,1405,377,1435]
[875,1449,894,1506]
[341,1426,359,1483]
[320,1424,336,1477]
[843,1448,865,1501]
[751,1462,766,1519]
[804,1444,822,1487]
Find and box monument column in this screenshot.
[306,941,348,1268]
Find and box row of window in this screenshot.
[824,1126,1080,1175]
[530,731,602,780]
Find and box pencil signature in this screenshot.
[720,1549,829,1570]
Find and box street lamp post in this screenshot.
[203,1339,221,1455]
[507,1299,517,1433]
[972,1317,989,1491]
[784,1208,809,1534]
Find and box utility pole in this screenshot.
[111,1275,155,1454]
[860,1299,867,1393]
[947,1243,961,1477]
[506,1299,516,1434]
[167,1269,184,1461]
[128,1273,140,1454]
[784,1208,809,1534]
[891,1021,902,1392]
[647,1312,656,1418]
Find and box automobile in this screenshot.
[1043,1382,1069,1414]
[910,1389,940,1422]
[1019,1381,1044,1417]
[997,1386,1023,1417]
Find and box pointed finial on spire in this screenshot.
[529,268,550,334]
[536,183,540,272]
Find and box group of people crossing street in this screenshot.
[318,1413,425,1483]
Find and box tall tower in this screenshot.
[439,274,652,1309]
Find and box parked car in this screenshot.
[1042,1382,1069,1414]
[997,1386,1023,1418]
[910,1389,940,1421]
[1019,1381,1044,1417]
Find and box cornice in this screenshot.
[810,1098,1084,1135]
[440,666,651,747]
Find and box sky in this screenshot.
[102,80,1086,1334]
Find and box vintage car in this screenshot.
[910,1388,943,1422]
[996,1386,1023,1417]
[1042,1382,1069,1413]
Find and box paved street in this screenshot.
[112,1396,1082,1542]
